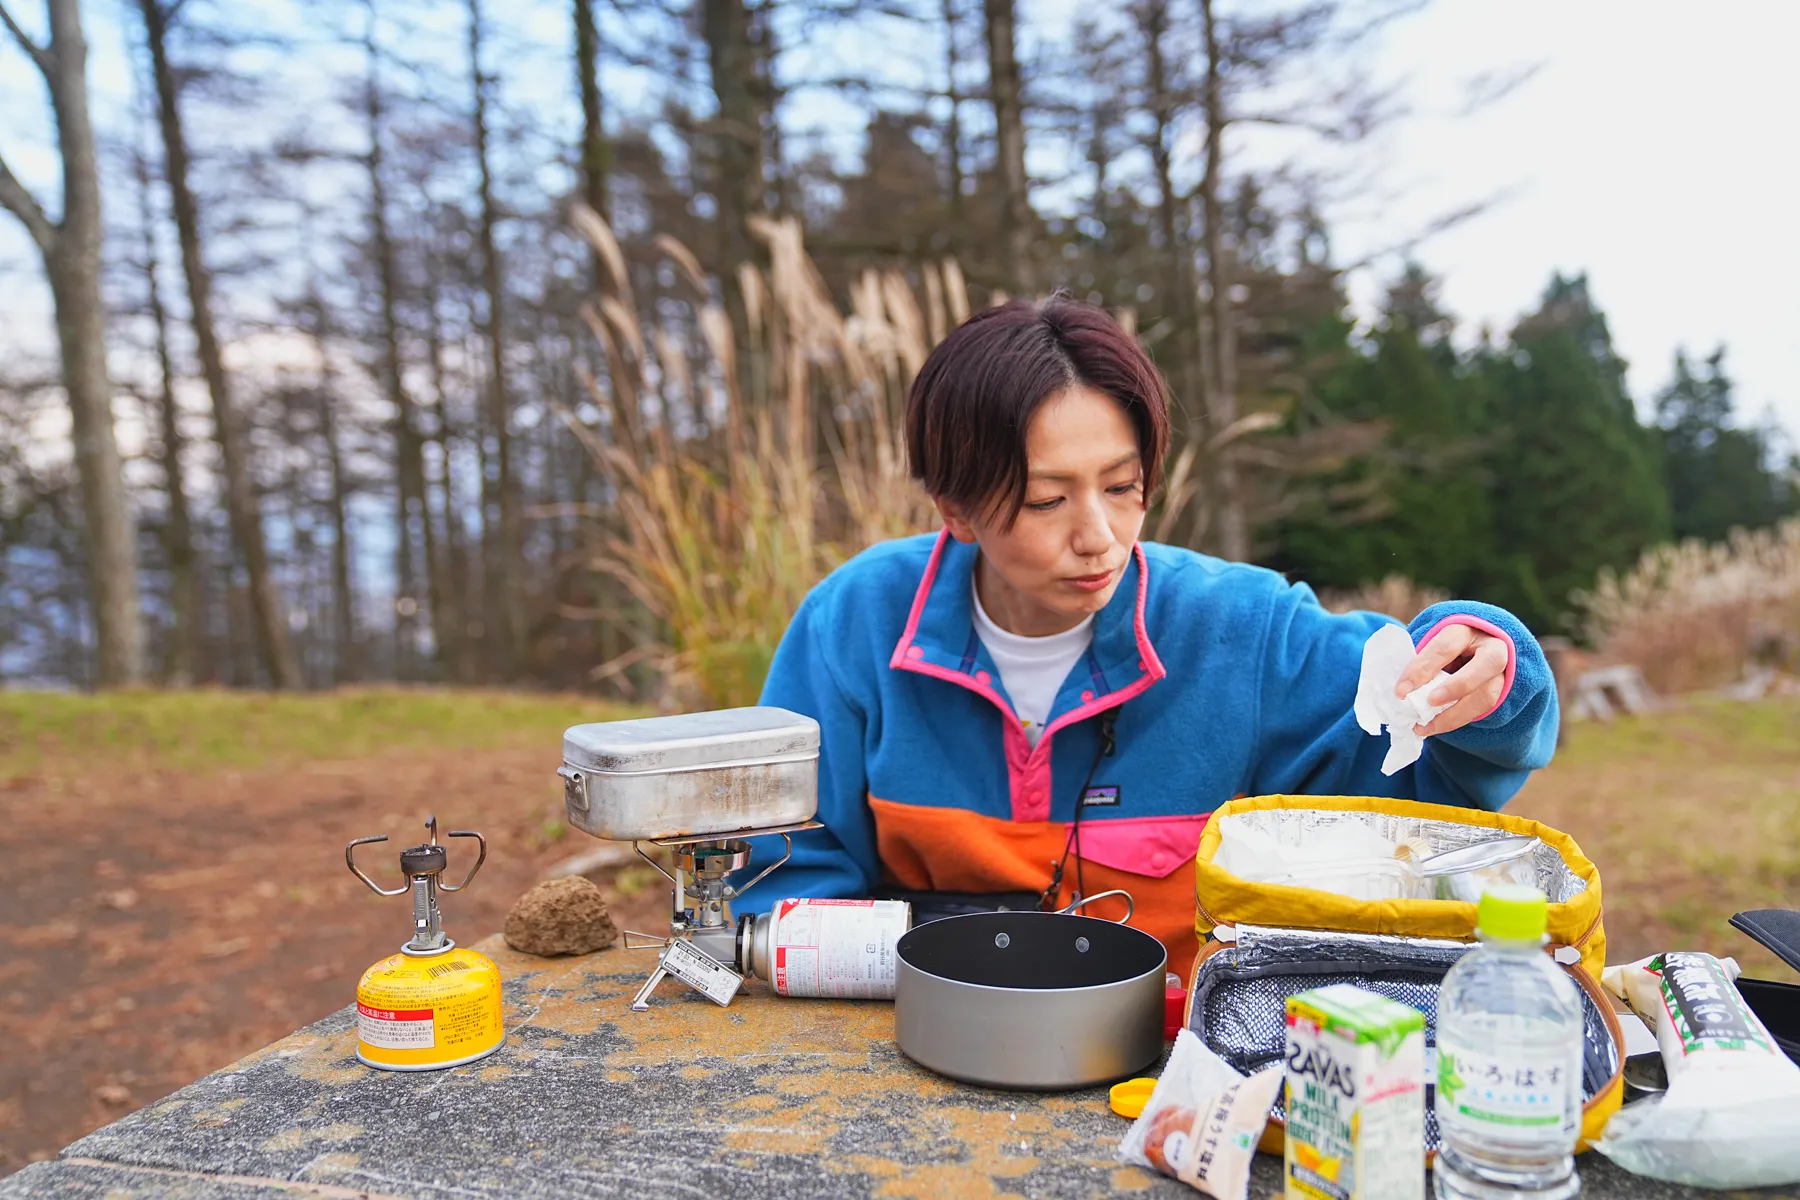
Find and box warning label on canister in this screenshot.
[771,898,909,999]
[357,1003,436,1049]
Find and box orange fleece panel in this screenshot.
[868,796,1200,980]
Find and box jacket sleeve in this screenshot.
[732,585,882,915]
[1245,583,1559,812]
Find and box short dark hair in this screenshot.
[905,295,1171,526]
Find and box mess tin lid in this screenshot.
[562,706,820,775]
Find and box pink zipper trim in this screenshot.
[890,535,1166,822]
[888,527,955,672]
[1015,543,1166,820]
[1416,614,1517,722]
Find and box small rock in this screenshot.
[503,877,619,957]
[94,1084,132,1106]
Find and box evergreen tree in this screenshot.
[1479,274,1669,631]
[1269,266,1491,597]
[1657,347,1797,542]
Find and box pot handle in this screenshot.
[1056,888,1134,923]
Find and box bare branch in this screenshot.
[0,146,55,253]
[1337,190,1519,273]
[1457,61,1546,118]
[1329,0,1428,52]
[0,0,52,77]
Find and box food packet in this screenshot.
[1118,1029,1282,1198]
[1595,951,1800,1188]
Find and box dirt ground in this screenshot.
[0,743,669,1176]
[3,696,1796,1178]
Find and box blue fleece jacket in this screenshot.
[735,531,1558,935]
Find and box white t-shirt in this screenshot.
[972,587,1096,747]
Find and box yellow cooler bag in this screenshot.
[1185,795,1624,1155]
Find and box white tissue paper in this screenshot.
[1353,624,1455,775]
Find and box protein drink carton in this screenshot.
[1283,984,1425,1200]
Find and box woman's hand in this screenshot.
[1395,624,1510,737]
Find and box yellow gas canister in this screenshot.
[345,817,505,1071]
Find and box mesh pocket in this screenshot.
[1189,927,1619,1152]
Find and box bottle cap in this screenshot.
[1109,1076,1157,1119]
[1477,883,1549,941]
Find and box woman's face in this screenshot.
[939,384,1147,637]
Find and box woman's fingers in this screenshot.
[1395,623,1473,698]
[1420,637,1508,707]
[1415,677,1504,737]
[1413,637,1509,736]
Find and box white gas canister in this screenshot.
[737,898,911,999]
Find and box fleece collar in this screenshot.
[888,529,1167,750]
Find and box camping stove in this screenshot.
[343,816,505,1070]
[617,821,819,1009]
[557,707,822,1010]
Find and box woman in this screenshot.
[735,297,1557,978]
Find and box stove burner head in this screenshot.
[618,821,821,1011]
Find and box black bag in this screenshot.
[1730,908,1800,1065]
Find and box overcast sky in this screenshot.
[2,0,1795,444]
[1320,2,1800,435]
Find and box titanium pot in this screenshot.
[893,890,1167,1090]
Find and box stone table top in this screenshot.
[3,937,1794,1200]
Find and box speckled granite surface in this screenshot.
[4,937,1792,1199]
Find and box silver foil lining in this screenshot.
[1215,808,1587,904]
[1191,924,1618,1152]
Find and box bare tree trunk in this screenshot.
[573,0,609,248]
[1136,0,1200,435]
[0,0,145,686]
[138,0,300,686]
[362,19,438,681]
[982,0,1032,296]
[306,297,360,683]
[701,0,763,397]
[941,0,965,250]
[321,400,357,683]
[464,319,493,676]
[273,403,315,685]
[748,1,785,215]
[1199,0,1245,561]
[133,146,200,685]
[423,254,468,682]
[466,0,526,677]
[570,0,611,636]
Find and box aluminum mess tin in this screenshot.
[559,707,820,841]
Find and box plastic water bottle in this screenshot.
[1434,884,1584,1200]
